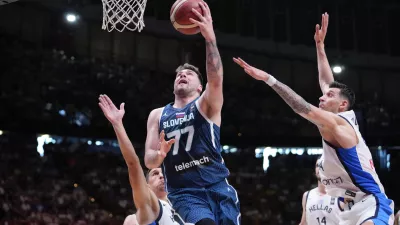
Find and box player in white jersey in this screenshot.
[234,13,394,225]
[99,95,189,225]
[300,158,341,225]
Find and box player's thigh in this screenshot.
[168,189,215,224]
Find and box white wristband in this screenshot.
[265,75,277,86]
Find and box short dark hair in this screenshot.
[176,63,203,86]
[329,81,356,110]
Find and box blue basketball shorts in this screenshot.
[168,179,241,225]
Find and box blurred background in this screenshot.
[0,0,399,224]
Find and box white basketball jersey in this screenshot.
[305,188,341,225]
[156,199,188,225]
[319,110,385,198]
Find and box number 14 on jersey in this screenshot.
[317,216,326,225]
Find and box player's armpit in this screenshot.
[145,108,164,169]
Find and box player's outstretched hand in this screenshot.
[98,94,125,125]
[314,12,329,45]
[189,1,216,41]
[158,130,175,158]
[233,57,270,82]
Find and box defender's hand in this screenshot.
[158,130,175,158]
[233,57,270,82]
[315,12,329,45]
[98,94,125,125]
[189,1,216,41]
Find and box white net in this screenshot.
[101,0,147,32]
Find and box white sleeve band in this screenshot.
[265,75,277,86]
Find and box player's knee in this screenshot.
[195,218,217,225]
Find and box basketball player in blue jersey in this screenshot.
[234,13,394,225]
[144,2,240,225]
[300,158,341,225]
[98,95,187,225]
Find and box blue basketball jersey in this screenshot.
[158,98,229,192]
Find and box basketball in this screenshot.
[170,0,204,35]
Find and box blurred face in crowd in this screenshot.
[147,168,166,196]
[318,88,349,114]
[173,69,203,98]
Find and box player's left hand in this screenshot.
[190,1,216,41]
[98,94,125,125]
[233,57,271,82]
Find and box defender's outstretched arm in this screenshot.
[98,95,160,224]
[233,57,338,129]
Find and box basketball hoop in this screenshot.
[101,0,147,32]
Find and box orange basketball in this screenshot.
[170,0,204,35]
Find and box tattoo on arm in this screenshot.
[205,40,222,80]
[271,81,311,114]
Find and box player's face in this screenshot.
[173,69,202,96]
[148,168,165,193]
[319,88,348,113]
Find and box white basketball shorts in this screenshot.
[339,193,394,225]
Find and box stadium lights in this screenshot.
[65,13,77,23]
[59,109,66,116]
[332,65,343,74]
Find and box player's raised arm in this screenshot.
[315,13,334,94]
[144,108,175,169]
[233,58,356,145]
[190,2,224,118]
[98,95,160,224]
